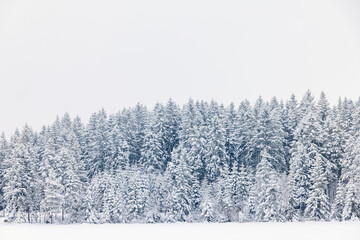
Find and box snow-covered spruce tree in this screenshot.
[316,93,338,203]
[72,116,87,154]
[230,162,252,222]
[101,171,125,223]
[158,169,175,222]
[3,126,39,223]
[331,181,345,221]
[105,115,130,172]
[165,144,197,222]
[140,107,167,174]
[85,109,111,178]
[216,162,233,222]
[245,97,265,171]
[234,100,253,169]
[41,167,64,224]
[163,99,181,159]
[22,125,42,223]
[0,133,8,213]
[39,123,61,223]
[282,94,299,173]
[87,172,107,223]
[337,98,355,140]
[136,170,152,223]
[63,132,88,223]
[178,99,207,183]
[204,101,229,183]
[304,154,330,221]
[339,134,360,221]
[298,90,316,119]
[253,148,284,222]
[342,179,359,221]
[122,166,139,223]
[120,164,151,223]
[245,98,286,173]
[288,142,311,221]
[324,110,344,194]
[316,92,330,127]
[268,101,287,173]
[288,109,327,220]
[124,104,149,167]
[199,178,217,222]
[102,173,116,223]
[3,130,28,222]
[142,172,163,223]
[224,103,241,169]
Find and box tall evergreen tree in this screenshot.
[0,133,8,212]
[253,148,284,222]
[246,99,286,172]
[166,145,197,222]
[304,154,330,221]
[41,167,64,224]
[140,109,167,173]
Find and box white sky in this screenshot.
[0,0,360,136]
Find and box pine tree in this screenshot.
[87,172,106,223]
[199,178,217,222]
[163,99,181,162]
[304,154,330,221]
[342,179,359,221]
[253,148,283,222]
[123,167,140,223]
[143,172,162,223]
[140,111,167,173]
[289,110,326,220]
[235,100,253,168]
[21,125,41,223]
[102,172,117,223]
[230,162,252,222]
[0,133,8,212]
[246,100,286,172]
[331,181,345,221]
[204,101,228,182]
[224,103,240,169]
[216,162,233,222]
[126,104,148,166]
[179,99,206,182]
[3,130,28,222]
[340,134,360,221]
[316,93,338,203]
[288,142,311,221]
[85,109,111,178]
[166,145,196,222]
[298,90,315,119]
[105,116,130,171]
[282,94,299,172]
[63,132,88,223]
[42,168,64,224]
[3,127,39,223]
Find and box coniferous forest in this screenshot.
[0,91,360,224]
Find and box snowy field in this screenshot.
[0,222,359,240]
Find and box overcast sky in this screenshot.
[0,0,360,136]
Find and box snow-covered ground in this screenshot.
[0,222,359,240]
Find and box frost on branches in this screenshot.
[0,93,360,223]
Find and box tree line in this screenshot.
[0,91,359,223]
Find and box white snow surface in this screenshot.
[0,222,359,240]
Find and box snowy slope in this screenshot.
[0,222,359,240]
